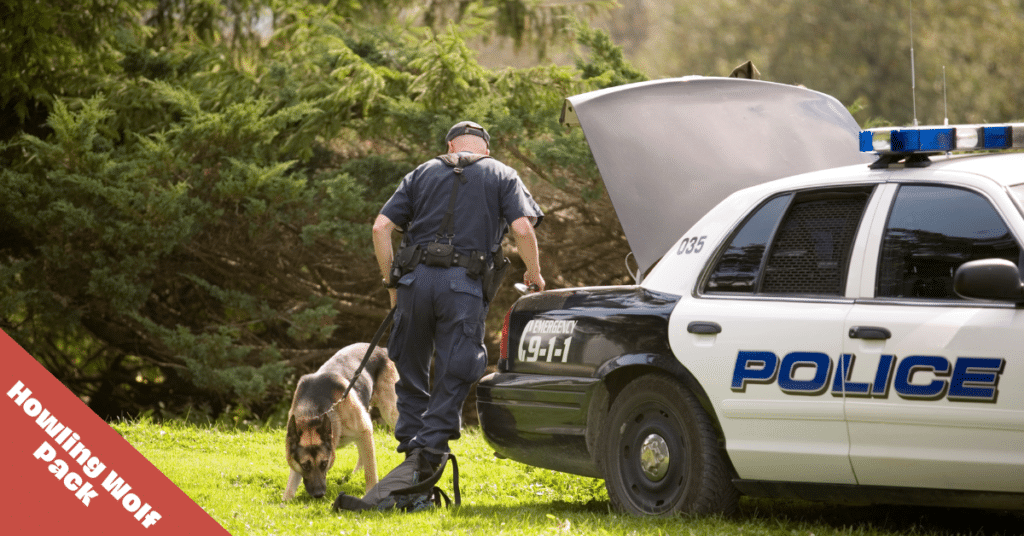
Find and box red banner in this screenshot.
[1,330,231,535]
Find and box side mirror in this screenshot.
[953,258,1024,302]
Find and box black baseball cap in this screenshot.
[445,121,490,146]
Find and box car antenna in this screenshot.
[909,0,918,126]
[943,65,948,126]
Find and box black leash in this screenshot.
[339,306,396,402]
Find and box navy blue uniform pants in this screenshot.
[387,264,488,456]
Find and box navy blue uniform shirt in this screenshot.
[380,153,543,258]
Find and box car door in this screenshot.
[843,181,1024,492]
[672,185,877,485]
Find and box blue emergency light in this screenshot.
[860,124,1024,154]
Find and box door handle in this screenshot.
[688,321,722,335]
[848,326,891,340]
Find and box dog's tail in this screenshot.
[366,347,399,429]
[362,347,389,382]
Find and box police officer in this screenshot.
[372,120,544,464]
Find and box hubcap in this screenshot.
[639,433,670,481]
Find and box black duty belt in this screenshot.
[419,250,487,271]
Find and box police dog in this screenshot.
[283,343,399,500]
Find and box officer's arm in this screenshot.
[511,216,545,291]
[372,214,399,305]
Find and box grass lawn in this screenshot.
[112,419,1024,536]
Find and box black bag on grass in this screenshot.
[332,448,460,513]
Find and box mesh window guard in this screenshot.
[761,193,869,295]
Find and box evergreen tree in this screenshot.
[1,1,631,420]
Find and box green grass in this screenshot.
[112,419,1024,536]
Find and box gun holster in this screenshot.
[390,244,422,286]
[482,248,510,302]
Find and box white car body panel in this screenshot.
[842,304,1024,491]
[672,298,856,484]
[657,153,1024,492]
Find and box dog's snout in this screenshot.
[305,477,327,498]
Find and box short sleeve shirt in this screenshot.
[380,153,543,258]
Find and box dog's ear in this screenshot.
[315,414,332,443]
[286,414,298,439]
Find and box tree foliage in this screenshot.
[642,0,1024,125]
[1,0,633,419]
[0,0,135,138]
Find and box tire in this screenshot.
[598,374,738,516]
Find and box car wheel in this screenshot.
[599,373,738,516]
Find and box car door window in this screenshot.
[876,185,1021,299]
[706,187,873,296]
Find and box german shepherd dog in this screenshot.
[283,343,399,500]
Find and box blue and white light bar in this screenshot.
[860,124,1024,154]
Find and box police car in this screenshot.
[475,77,1024,516]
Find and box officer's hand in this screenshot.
[525,271,545,292]
[388,289,397,308]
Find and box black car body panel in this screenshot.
[477,287,681,477]
[500,286,679,375]
[476,373,601,477]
